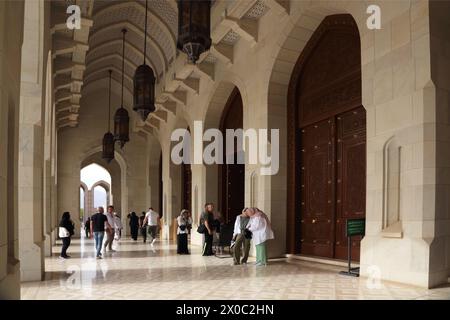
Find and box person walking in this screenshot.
[90,207,112,259]
[114,212,123,241]
[143,207,160,246]
[59,212,75,259]
[84,217,91,238]
[139,212,147,243]
[103,205,116,252]
[212,211,224,254]
[245,207,274,266]
[231,208,251,265]
[129,212,139,241]
[200,203,215,256]
[177,209,192,254]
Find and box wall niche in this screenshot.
[382,137,403,238]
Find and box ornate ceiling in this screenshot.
[51,0,288,132]
[51,0,177,129]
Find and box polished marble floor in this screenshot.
[21,237,450,300]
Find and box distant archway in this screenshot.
[80,163,112,222]
[79,147,128,233]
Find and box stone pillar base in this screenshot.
[161,225,170,240]
[0,264,20,300]
[19,242,45,282]
[360,235,440,288]
[44,234,52,257]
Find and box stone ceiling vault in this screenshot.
[52,0,288,134]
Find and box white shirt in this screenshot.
[247,213,274,246]
[145,210,159,226]
[177,216,192,235]
[104,212,115,230]
[233,215,250,238]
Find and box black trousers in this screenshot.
[202,232,213,256]
[85,228,90,238]
[130,226,138,240]
[177,233,189,254]
[61,237,71,257]
[140,227,147,242]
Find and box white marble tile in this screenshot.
[20,237,450,300]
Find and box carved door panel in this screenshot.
[299,118,335,258]
[182,163,192,213]
[335,106,366,260]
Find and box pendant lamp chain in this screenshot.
[121,28,125,108]
[144,0,148,65]
[108,69,112,130]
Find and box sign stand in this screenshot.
[339,218,365,277]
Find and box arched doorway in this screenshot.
[288,14,366,261]
[80,163,112,224]
[219,88,245,224]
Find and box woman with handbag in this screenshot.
[199,203,215,256]
[59,212,75,259]
[177,209,192,254]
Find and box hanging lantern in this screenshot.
[102,132,115,162]
[177,0,212,64]
[133,0,155,122]
[114,28,130,148]
[102,70,115,163]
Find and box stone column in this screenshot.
[429,0,450,287]
[0,0,24,299]
[43,158,53,257]
[87,189,94,216]
[358,0,447,288]
[18,0,48,282]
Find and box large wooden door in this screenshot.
[288,14,365,261]
[220,88,244,223]
[299,108,366,260]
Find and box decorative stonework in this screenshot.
[244,0,269,20]
[52,0,94,128]
[221,29,240,45]
[92,3,175,63]
[204,53,218,64]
